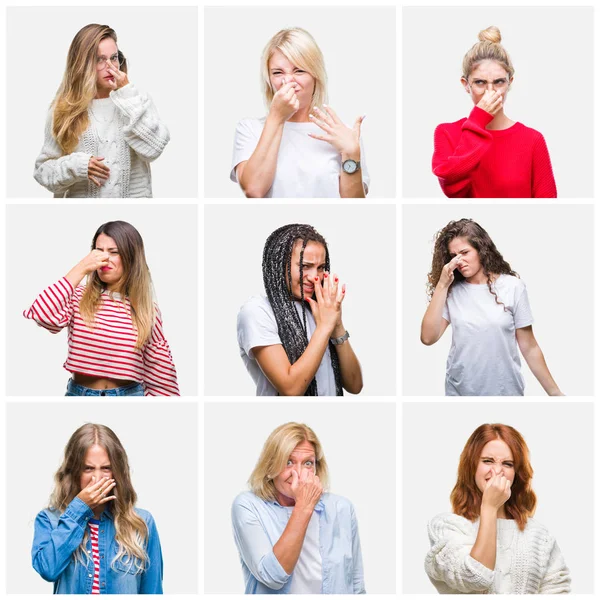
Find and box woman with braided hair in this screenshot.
[420,218,563,396]
[237,224,363,396]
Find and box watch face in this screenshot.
[343,160,357,174]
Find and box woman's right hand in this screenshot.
[305,272,345,335]
[268,79,300,124]
[437,255,462,290]
[88,156,110,187]
[477,89,503,116]
[481,473,511,511]
[77,476,117,511]
[78,249,110,275]
[290,468,323,511]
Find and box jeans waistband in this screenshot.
[66,379,144,396]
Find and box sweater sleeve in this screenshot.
[539,538,571,594]
[23,277,76,333]
[432,107,494,197]
[33,110,92,195]
[424,513,495,593]
[142,305,180,396]
[31,497,93,582]
[110,84,170,162]
[531,132,557,198]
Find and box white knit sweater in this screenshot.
[425,513,571,594]
[34,84,169,198]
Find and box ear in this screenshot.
[460,77,470,93]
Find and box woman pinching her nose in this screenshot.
[425,424,571,594]
[231,27,369,198]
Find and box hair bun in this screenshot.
[478,26,501,44]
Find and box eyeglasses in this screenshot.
[96,52,124,70]
[468,78,510,92]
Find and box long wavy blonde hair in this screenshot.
[49,424,149,571]
[249,422,329,502]
[80,221,154,349]
[52,24,127,154]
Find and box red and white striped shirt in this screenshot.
[24,278,179,396]
[88,521,101,594]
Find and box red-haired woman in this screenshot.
[425,424,570,594]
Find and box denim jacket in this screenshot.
[231,491,365,594]
[32,496,163,594]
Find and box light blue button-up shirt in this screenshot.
[32,496,163,594]
[232,491,365,594]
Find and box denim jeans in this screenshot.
[65,379,144,396]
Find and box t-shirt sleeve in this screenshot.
[513,280,534,329]
[237,298,282,359]
[231,119,260,182]
[442,299,450,323]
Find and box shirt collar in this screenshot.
[269,496,326,513]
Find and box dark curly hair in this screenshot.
[262,224,343,396]
[426,219,518,308]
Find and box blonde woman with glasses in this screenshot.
[231,422,365,594]
[34,24,170,198]
[32,423,163,593]
[432,26,556,198]
[231,28,369,198]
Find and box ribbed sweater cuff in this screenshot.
[464,554,495,588]
[468,106,495,129]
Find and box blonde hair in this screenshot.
[261,28,328,112]
[249,423,329,501]
[49,424,149,572]
[79,221,155,349]
[52,24,127,154]
[462,26,514,80]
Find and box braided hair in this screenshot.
[262,224,343,396]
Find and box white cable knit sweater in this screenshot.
[34,84,169,198]
[425,513,571,594]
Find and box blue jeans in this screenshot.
[65,379,144,396]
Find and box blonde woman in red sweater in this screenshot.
[24,221,179,396]
[432,26,557,198]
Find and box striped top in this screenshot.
[88,520,101,594]
[24,277,179,396]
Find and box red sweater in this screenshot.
[24,278,180,396]
[432,106,557,198]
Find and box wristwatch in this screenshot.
[330,330,350,345]
[342,159,361,174]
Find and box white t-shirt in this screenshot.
[230,117,370,198]
[442,275,534,396]
[285,508,322,594]
[237,295,337,396]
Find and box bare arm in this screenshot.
[421,256,462,345]
[516,326,563,396]
[331,323,363,394]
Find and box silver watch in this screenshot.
[330,330,350,345]
[342,159,361,174]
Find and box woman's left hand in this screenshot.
[308,105,364,157]
[106,66,130,91]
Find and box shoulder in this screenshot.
[496,274,526,292]
[517,122,545,140]
[524,517,555,542]
[231,491,267,518]
[321,492,353,509]
[435,118,468,135]
[235,117,264,134]
[134,507,157,527]
[35,506,60,525]
[238,295,274,320]
[427,512,476,538]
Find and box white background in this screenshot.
[402,401,594,593]
[5,401,198,594]
[204,401,396,594]
[402,6,594,198]
[402,204,594,396]
[204,204,396,396]
[204,6,396,199]
[6,6,198,198]
[6,204,198,396]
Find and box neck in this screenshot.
[496,507,507,519]
[93,508,103,519]
[95,89,111,100]
[465,269,489,285]
[485,109,514,131]
[276,492,296,507]
[288,106,311,123]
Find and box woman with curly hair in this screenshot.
[425,423,570,594]
[34,24,169,198]
[237,224,362,396]
[32,423,163,593]
[420,218,562,396]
